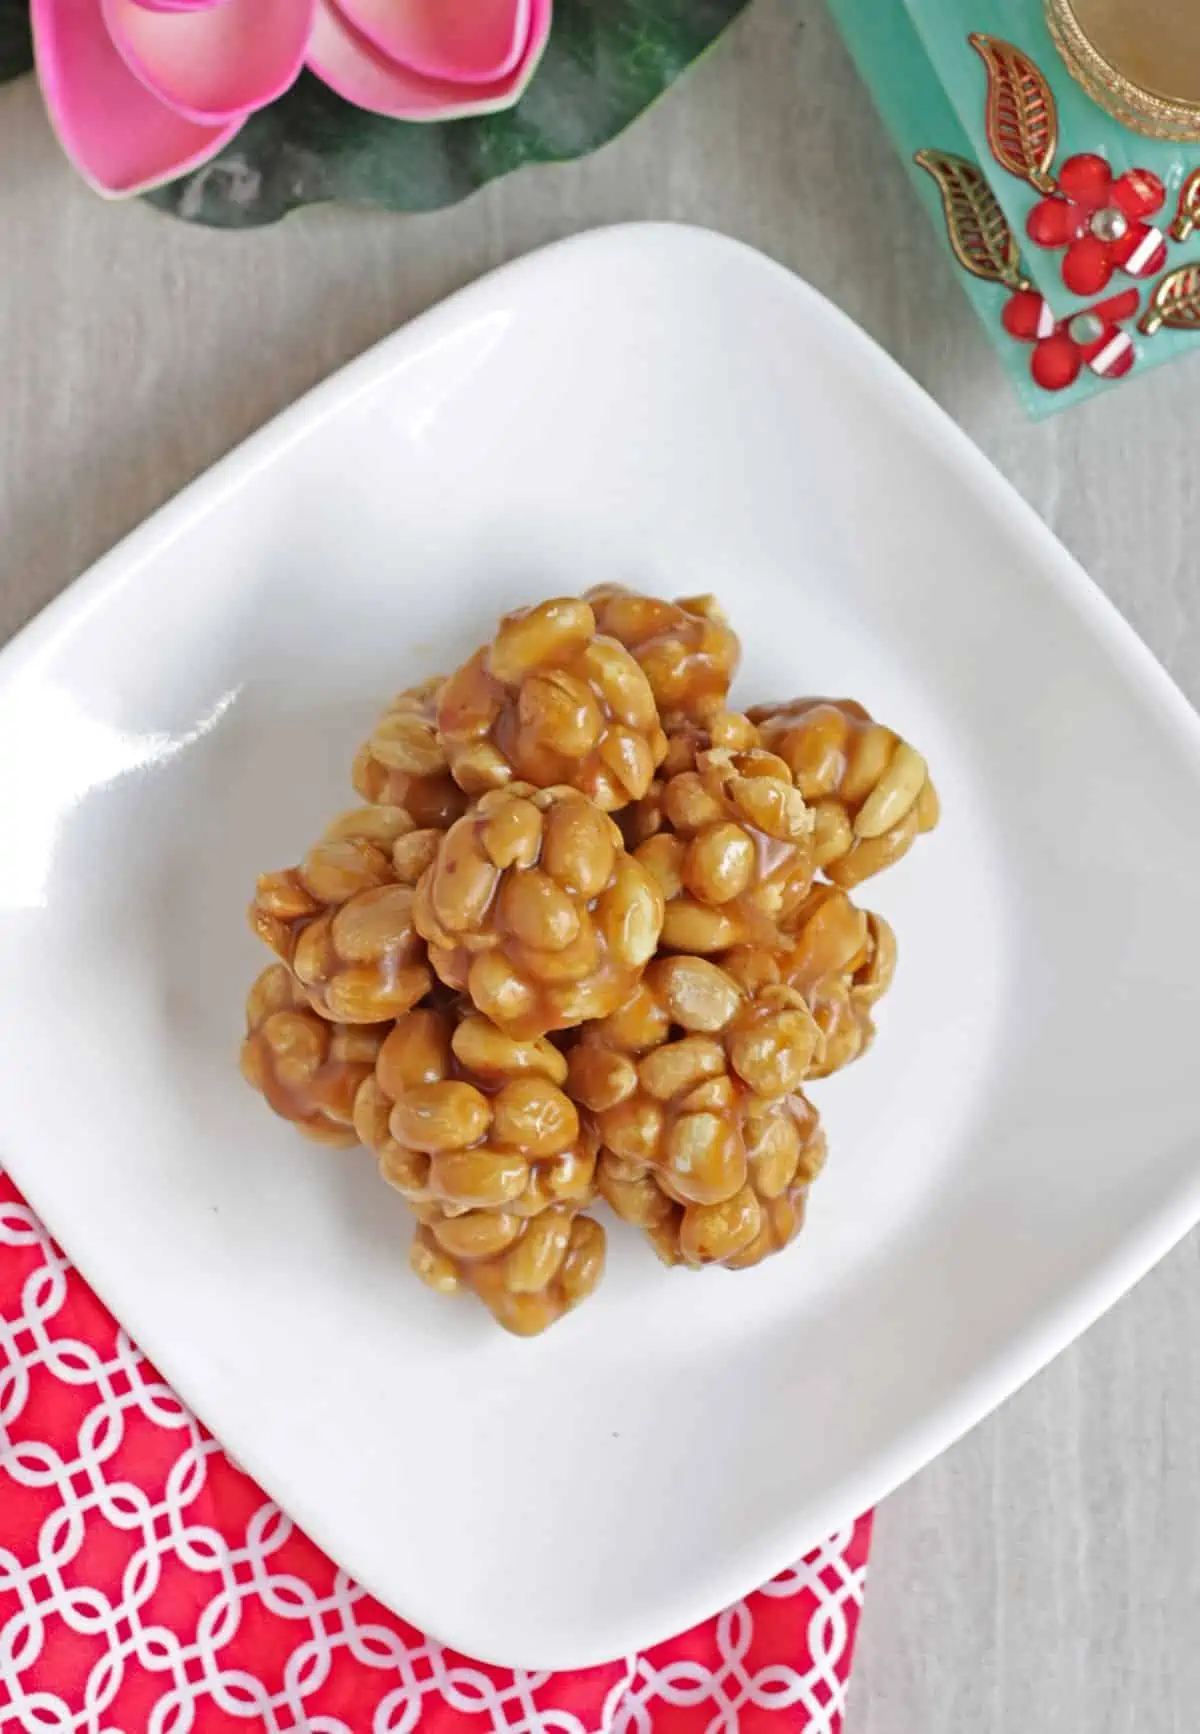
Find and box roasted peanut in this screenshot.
[566,1045,639,1113]
[638,1036,727,1101]
[684,823,756,904]
[663,1110,744,1204]
[725,989,821,1098]
[649,955,743,1032]
[659,898,743,954]
[491,1078,580,1157]
[428,1148,530,1209]
[503,1208,572,1293]
[450,1015,567,1085]
[389,1080,492,1154]
[430,1209,524,1261]
[678,1186,763,1264]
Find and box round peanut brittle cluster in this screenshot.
[748,698,939,888]
[410,1207,606,1338]
[412,784,665,1039]
[568,956,825,1268]
[352,679,468,830]
[599,1090,826,1270]
[352,1004,604,1336]
[240,585,938,1332]
[240,965,385,1147]
[354,1006,598,1219]
[586,585,741,724]
[436,598,669,808]
[725,883,898,1080]
[626,712,817,953]
[250,806,435,1024]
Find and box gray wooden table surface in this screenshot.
[3,3,1199,1728]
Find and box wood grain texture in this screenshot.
[2,3,1199,1728]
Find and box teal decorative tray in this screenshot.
[827,0,1200,414]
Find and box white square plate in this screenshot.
[3,224,1200,1671]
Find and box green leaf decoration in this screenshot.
[147,0,752,229]
[0,0,33,86]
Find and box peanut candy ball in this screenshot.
[585,584,741,725]
[725,883,897,1079]
[240,965,385,1147]
[352,678,468,830]
[598,1089,826,1270]
[353,1004,599,1219]
[250,806,435,1023]
[353,1002,606,1335]
[568,955,823,1236]
[436,598,668,808]
[409,1206,607,1337]
[747,698,939,888]
[628,716,816,953]
[412,784,665,1038]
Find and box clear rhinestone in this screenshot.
[1090,206,1129,244]
[1068,313,1105,346]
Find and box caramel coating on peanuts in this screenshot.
[627,713,816,951]
[569,956,823,1230]
[436,598,668,808]
[747,699,938,888]
[250,806,435,1023]
[412,784,666,1038]
[724,884,897,1080]
[409,1208,607,1336]
[355,1003,606,1334]
[598,1090,826,1270]
[353,1005,600,1219]
[240,965,385,1146]
[585,585,741,724]
[352,679,468,830]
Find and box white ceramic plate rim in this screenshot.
[4,225,1200,1668]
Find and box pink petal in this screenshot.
[31,0,244,197]
[336,0,530,84]
[133,0,229,13]
[103,0,314,124]
[308,0,550,120]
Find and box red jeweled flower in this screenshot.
[1026,154,1167,296]
[1002,287,1140,391]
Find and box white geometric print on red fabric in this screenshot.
[0,1171,872,1734]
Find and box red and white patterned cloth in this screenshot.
[0,1170,872,1733]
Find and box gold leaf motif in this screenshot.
[969,33,1058,194]
[1138,263,1200,335]
[1170,169,1200,243]
[914,148,1029,289]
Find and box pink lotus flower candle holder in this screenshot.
[31,0,552,196]
[0,0,751,225]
